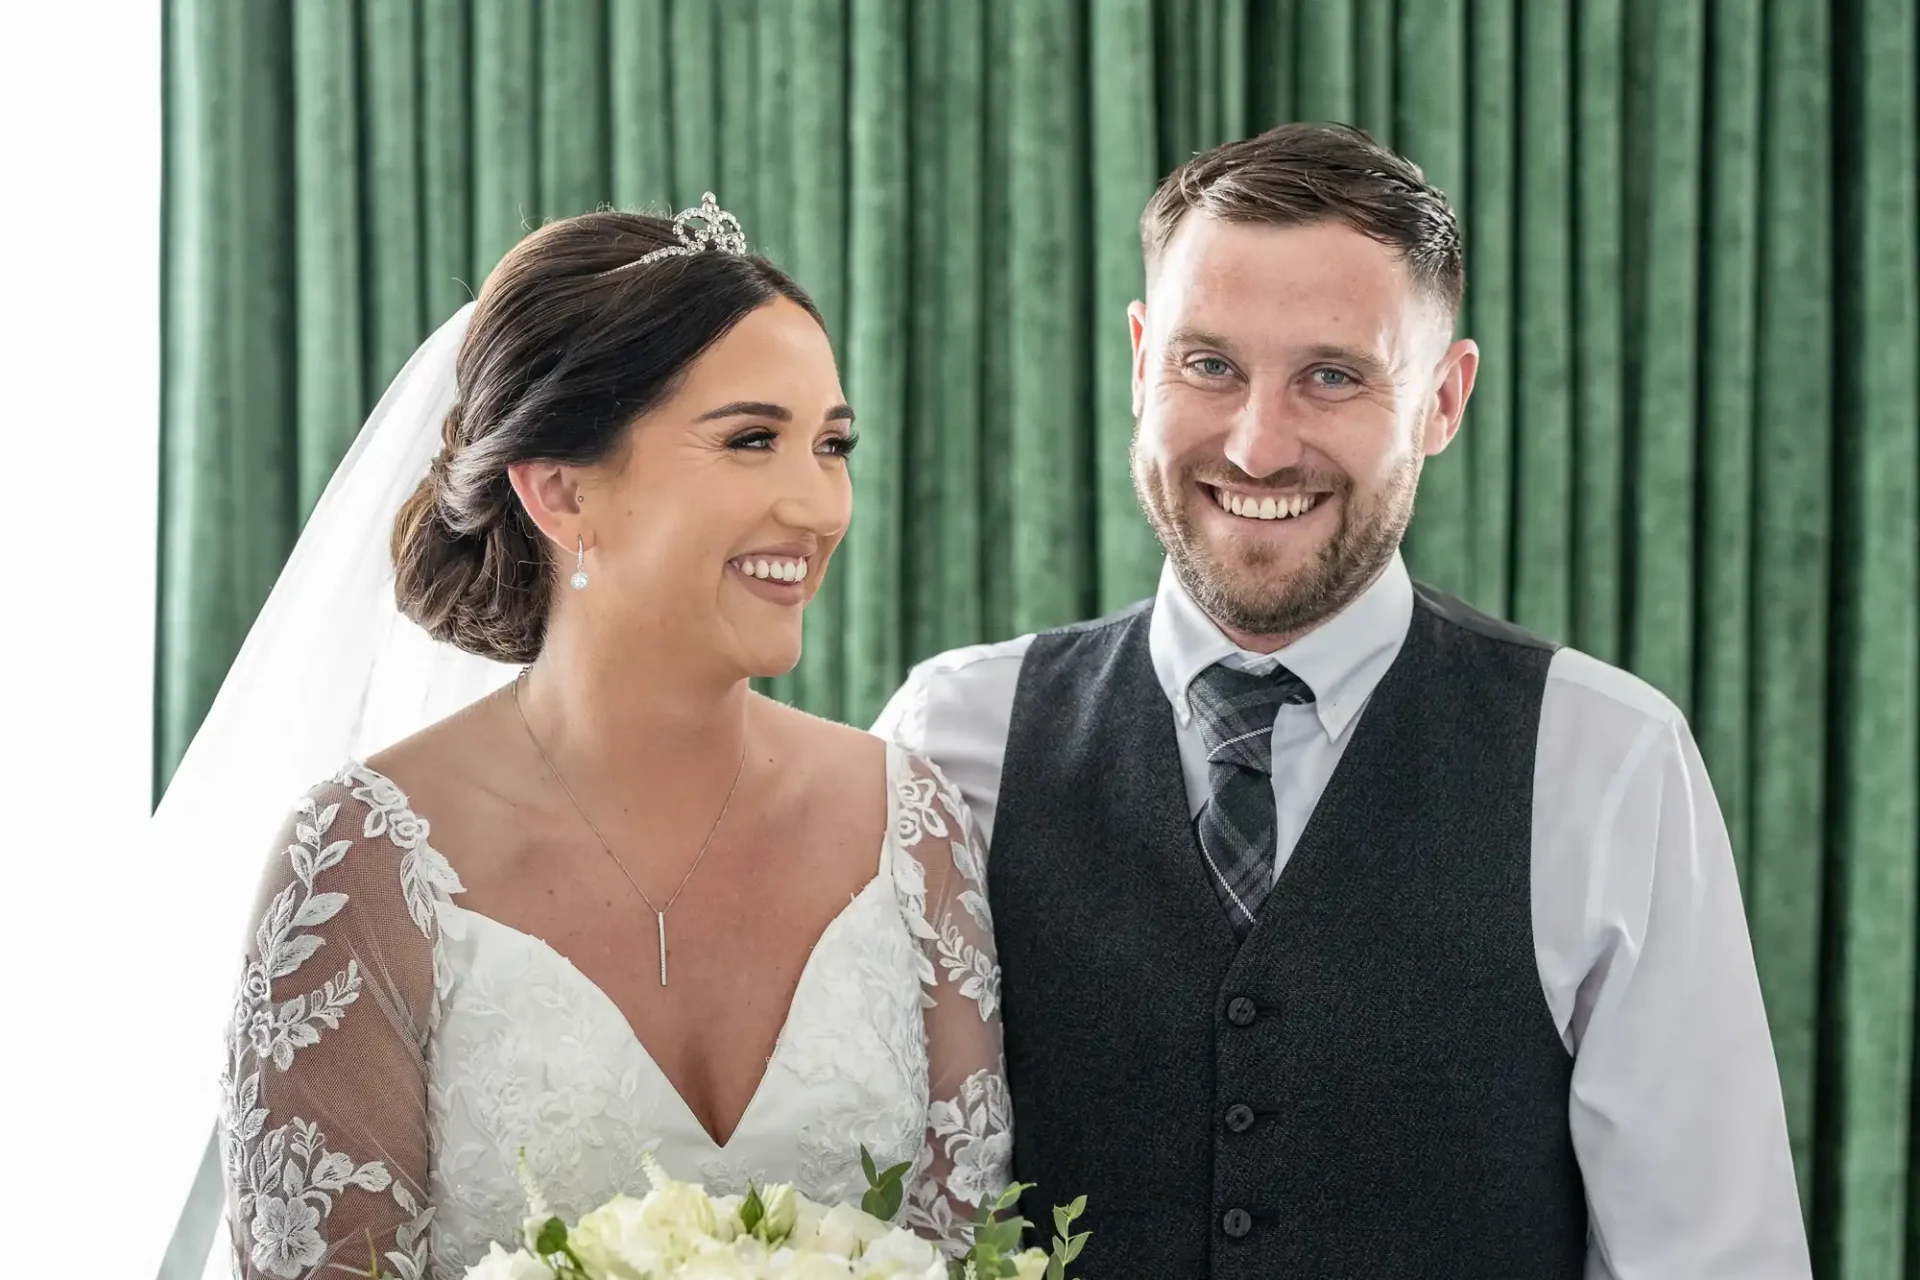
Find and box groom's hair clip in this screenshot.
[1140,122,1464,321]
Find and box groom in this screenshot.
[875,124,1810,1278]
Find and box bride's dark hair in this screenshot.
[391,210,822,664]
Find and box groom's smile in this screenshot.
[1201,483,1327,523]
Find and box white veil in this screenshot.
[142,304,519,1277]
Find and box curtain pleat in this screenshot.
[927,0,989,652]
[540,0,610,218]
[362,0,426,395]
[471,2,538,273]
[1352,0,1392,145]
[745,0,795,707]
[1156,0,1196,164]
[1295,0,1354,123]
[902,0,952,664]
[1570,0,1623,667]
[716,0,758,225]
[1511,0,1573,641]
[1193,0,1221,151]
[418,0,471,318]
[1824,0,1919,1273]
[978,0,1015,645]
[1466,0,1517,611]
[1394,0,1470,595]
[292,0,366,512]
[786,0,850,715]
[1006,0,1093,636]
[1624,0,1704,705]
[1217,0,1248,145]
[1090,0,1160,613]
[667,0,717,204]
[1749,0,1835,1206]
[158,4,1920,1265]
[1694,0,1763,883]
[1247,0,1296,129]
[158,0,297,798]
[609,0,672,211]
[840,0,910,728]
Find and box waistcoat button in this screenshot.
[1224,1103,1256,1133]
[1222,1208,1252,1238]
[1226,996,1258,1026]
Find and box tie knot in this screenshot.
[1187,662,1314,774]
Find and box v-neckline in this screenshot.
[445,874,889,1149]
[352,745,903,1151]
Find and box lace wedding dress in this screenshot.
[219,742,1009,1279]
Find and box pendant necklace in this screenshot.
[513,673,747,986]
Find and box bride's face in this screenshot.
[578,297,855,679]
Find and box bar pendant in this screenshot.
[657,911,668,986]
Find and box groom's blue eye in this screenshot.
[1190,357,1233,378]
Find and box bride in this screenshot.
[214,199,1009,1278]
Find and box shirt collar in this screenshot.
[1149,552,1413,741]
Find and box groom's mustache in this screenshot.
[1190,465,1349,495]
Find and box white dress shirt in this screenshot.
[873,553,1812,1279]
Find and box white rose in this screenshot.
[462,1243,555,1280]
[639,1177,721,1241]
[709,1194,745,1243]
[851,1229,943,1279]
[769,1248,858,1279]
[810,1204,892,1259]
[1011,1247,1051,1280]
[669,1240,760,1280]
[788,1196,828,1248]
[569,1195,671,1279]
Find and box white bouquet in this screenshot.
[446,1148,1089,1280]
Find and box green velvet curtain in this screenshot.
[161,0,1917,1273]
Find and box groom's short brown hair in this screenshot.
[1142,122,1465,319]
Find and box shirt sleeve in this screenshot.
[870,640,1030,848]
[1536,670,1811,1278]
[220,768,460,1280]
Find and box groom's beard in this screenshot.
[1132,428,1419,639]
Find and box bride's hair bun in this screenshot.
[387,209,821,664]
[391,401,549,663]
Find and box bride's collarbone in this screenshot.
[445,771,885,1005]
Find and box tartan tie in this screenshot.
[1187,662,1315,940]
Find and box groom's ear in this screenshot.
[1421,338,1479,458]
[1128,300,1150,416]
[507,461,589,550]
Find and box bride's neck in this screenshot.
[513,623,751,790]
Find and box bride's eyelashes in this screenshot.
[724,426,860,459]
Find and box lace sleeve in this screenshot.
[220,767,459,1279]
[890,751,1013,1254]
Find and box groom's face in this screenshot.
[1129,216,1475,645]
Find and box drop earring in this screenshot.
[570,537,589,591]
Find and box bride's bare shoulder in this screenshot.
[753,694,888,780]
[361,691,516,831]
